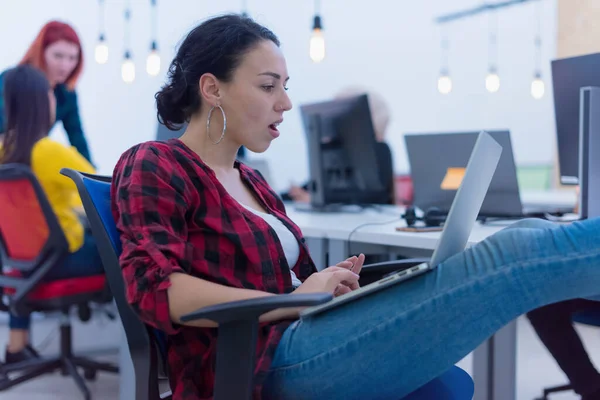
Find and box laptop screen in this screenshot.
[405,130,522,217]
[429,132,502,267]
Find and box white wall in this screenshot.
[0,0,557,191]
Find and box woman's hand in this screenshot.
[294,254,366,297]
[283,255,365,320]
[293,267,360,296]
[331,254,366,296]
[289,185,311,203]
[335,254,366,275]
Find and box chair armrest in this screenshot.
[0,255,63,316]
[190,293,332,399]
[180,293,332,324]
[361,257,431,276]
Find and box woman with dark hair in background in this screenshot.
[0,65,104,365]
[110,14,600,400]
[0,20,94,164]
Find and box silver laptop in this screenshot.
[300,131,502,318]
[405,130,573,217]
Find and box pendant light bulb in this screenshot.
[146,42,161,76]
[95,34,109,64]
[485,68,500,93]
[531,72,545,99]
[309,15,325,63]
[437,71,452,94]
[121,52,135,83]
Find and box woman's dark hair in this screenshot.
[1,65,52,165]
[155,14,280,130]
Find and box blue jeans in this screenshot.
[9,232,105,329]
[263,217,600,399]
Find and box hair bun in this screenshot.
[155,75,188,131]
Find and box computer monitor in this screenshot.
[299,94,388,210]
[551,52,600,185]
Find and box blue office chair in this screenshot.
[535,310,600,400]
[61,168,474,400]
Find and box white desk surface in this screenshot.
[285,204,506,249]
[285,189,576,250]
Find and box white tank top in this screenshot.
[242,205,302,287]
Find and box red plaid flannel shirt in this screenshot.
[111,139,317,399]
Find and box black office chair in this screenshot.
[535,309,600,400]
[61,168,474,400]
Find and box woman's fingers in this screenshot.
[334,284,352,297]
[350,254,366,275]
[331,269,360,291]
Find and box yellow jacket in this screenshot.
[28,137,95,252]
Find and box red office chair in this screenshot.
[0,164,118,400]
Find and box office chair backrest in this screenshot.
[61,168,166,400]
[0,164,69,270]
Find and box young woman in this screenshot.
[110,14,600,400]
[0,65,104,365]
[0,20,93,164]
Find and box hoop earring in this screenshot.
[206,105,227,145]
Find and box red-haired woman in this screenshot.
[0,20,93,164]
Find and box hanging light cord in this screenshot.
[440,27,449,74]
[98,0,105,39]
[124,0,131,57]
[150,0,157,46]
[534,0,542,74]
[488,10,498,72]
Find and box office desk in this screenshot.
[285,204,505,264]
[284,191,576,400]
[290,188,576,256]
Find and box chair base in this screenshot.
[0,355,118,400]
[0,322,118,400]
[534,383,574,400]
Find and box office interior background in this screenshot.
[0,0,598,399]
[0,0,575,190]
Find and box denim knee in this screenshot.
[9,314,31,330]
